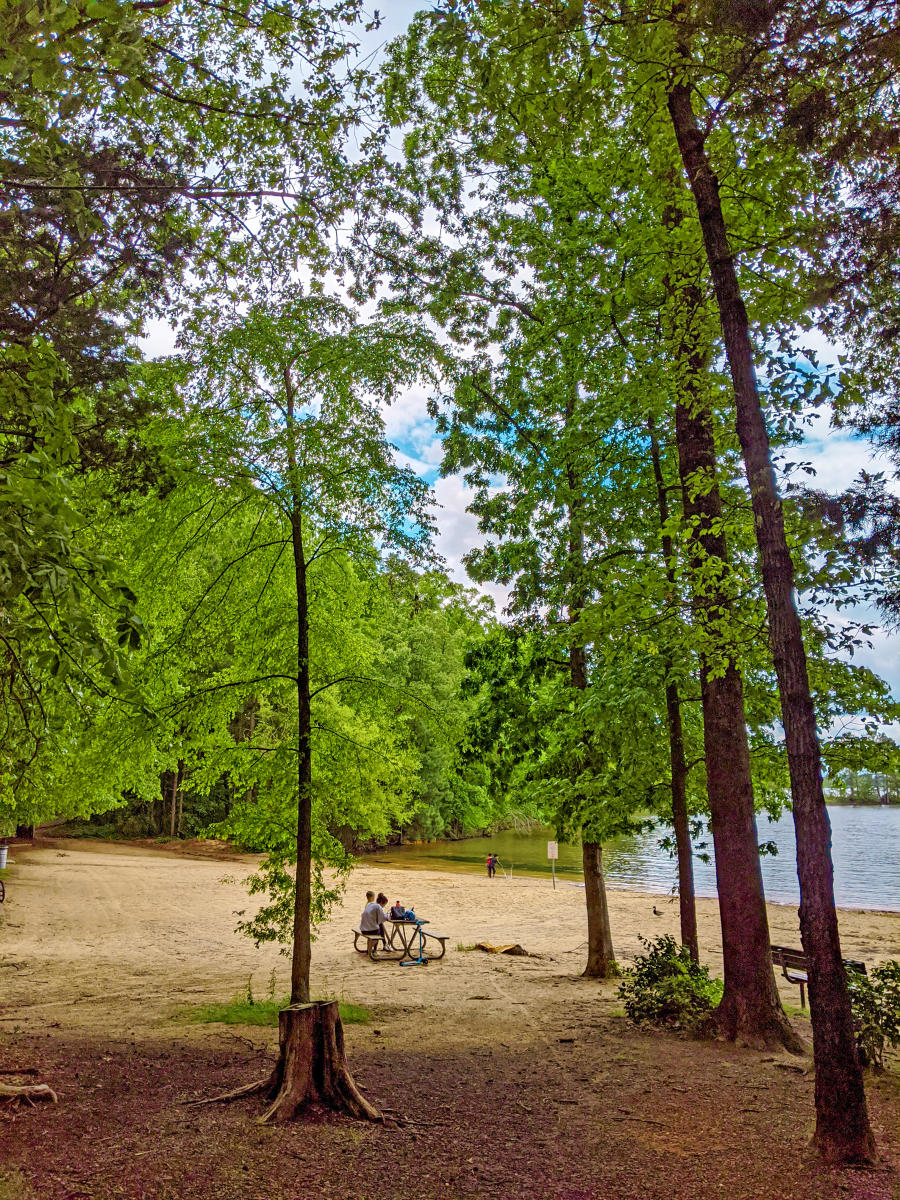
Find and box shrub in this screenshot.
[618,935,723,1029]
[846,961,900,1070]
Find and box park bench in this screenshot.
[353,920,448,963]
[353,927,385,961]
[771,944,867,1010]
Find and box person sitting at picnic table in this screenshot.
[360,890,389,949]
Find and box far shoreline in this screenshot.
[15,834,900,919]
[362,858,900,919]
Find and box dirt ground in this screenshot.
[1,838,898,1200]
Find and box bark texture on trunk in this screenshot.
[668,77,874,1162]
[648,417,699,961]
[289,501,313,1008]
[674,391,800,1052]
[258,1002,380,1125]
[664,680,698,962]
[169,767,179,838]
[582,840,616,977]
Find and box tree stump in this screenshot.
[258,1001,381,1125]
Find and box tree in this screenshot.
[1,0,371,829]
[376,5,797,1003]
[391,0,888,1157]
[374,559,498,841]
[660,6,876,1159]
[166,289,433,1121]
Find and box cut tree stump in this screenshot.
[258,1001,381,1125]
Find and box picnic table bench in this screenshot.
[353,919,448,964]
[771,944,867,1009]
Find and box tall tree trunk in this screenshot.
[288,501,313,1009]
[169,766,179,838]
[258,365,378,1125]
[648,417,699,961]
[674,387,800,1051]
[665,681,696,960]
[668,76,875,1163]
[566,426,617,979]
[582,840,616,976]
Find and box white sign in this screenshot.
[547,841,559,860]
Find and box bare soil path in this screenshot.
[1,839,898,1200]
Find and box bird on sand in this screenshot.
[652,906,663,916]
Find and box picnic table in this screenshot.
[353,919,448,965]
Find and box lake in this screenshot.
[368,806,900,912]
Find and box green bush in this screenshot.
[618,935,723,1029]
[846,961,900,1070]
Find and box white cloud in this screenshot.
[139,317,178,360]
[794,417,897,494]
[383,386,444,475]
[430,474,509,612]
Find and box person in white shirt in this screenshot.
[360,890,389,949]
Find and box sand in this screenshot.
[2,838,899,1200]
[1,837,897,1033]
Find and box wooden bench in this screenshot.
[771,945,867,1009]
[352,928,387,960]
[352,923,449,962]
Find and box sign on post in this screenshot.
[547,841,558,889]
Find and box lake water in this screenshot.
[369,806,900,912]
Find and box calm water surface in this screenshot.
[371,806,900,912]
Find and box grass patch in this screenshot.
[456,942,476,952]
[783,1003,810,1020]
[0,1171,34,1200]
[177,995,371,1027]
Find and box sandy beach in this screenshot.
[1,838,898,1200]
[1,837,897,1031]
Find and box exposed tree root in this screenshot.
[182,1072,277,1107]
[0,1082,58,1105]
[711,996,807,1055]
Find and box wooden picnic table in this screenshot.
[352,919,448,964]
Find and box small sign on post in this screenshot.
[547,841,558,889]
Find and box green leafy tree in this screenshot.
[159,288,433,1120]
[1,0,373,830]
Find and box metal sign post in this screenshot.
[547,840,558,889]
